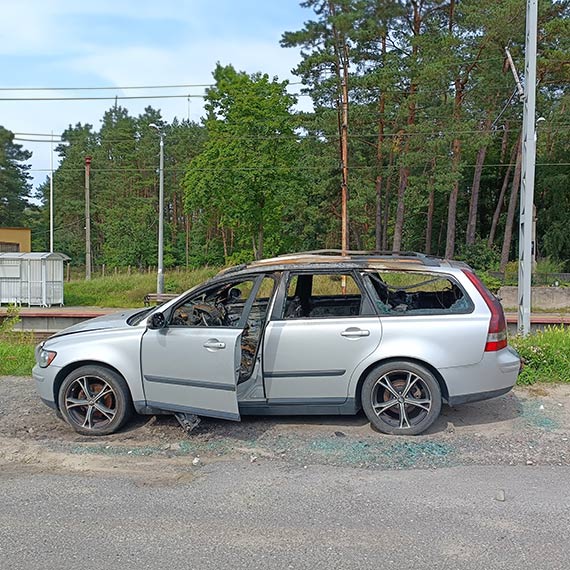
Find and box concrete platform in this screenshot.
[0,306,127,335]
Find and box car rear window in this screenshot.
[363,270,473,316]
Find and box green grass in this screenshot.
[511,325,570,385]
[64,267,220,307]
[0,336,36,376]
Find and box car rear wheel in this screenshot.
[361,361,442,435]
[58,365,133,436]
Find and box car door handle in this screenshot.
[203,340,226,350]
[341,328,370,338]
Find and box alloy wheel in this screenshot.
[64,375,117,431]
[371,370,432,430]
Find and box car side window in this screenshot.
[363,270,472,316]
[170,279,255,327]
[282,272,371,319]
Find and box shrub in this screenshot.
[511,325,570,385]
[478,271,502,294]
[0,307,36,376]
[0,305,20,335]
[456,240,500,272]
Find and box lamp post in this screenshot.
[149,123,164,295]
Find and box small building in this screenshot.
[0,228,32,253]
[0,252,70,307]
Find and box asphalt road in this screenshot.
[1,462,568,570]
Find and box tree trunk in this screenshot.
[375,35,387,251]
[445,136,462,259]
[425,187,435,254]
[329,0,350,253]
[488,135,520,247]
[221,227,228,259]
[466,140,488,245]
[375,175,383,251]
[257,225,264,260]
[425,158,437,253]
[382,150,394,251]
[500,144,523,271]
[185,215,190,267]
[393,166,408,252]
[425,159,436,254]
[392,2,420,252]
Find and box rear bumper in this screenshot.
[441,345,520,406]
[447,385,513,406]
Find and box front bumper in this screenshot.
[32,363,61,410]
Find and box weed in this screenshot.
[0,338,36,376]
[511,325,570,385]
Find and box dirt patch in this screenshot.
[1,376,569,478]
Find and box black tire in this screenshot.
[58,365,133,436]
[361,361,442,436]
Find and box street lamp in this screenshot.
[149,123,165,295]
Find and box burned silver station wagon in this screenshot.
[33,251,520,436]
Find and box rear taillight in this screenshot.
[462,269,508,352]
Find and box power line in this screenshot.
[2,84,534,103]
[25,161,570,174]
[13,132,62,138]
[0,81,305,92]
[0,83,213,92]
[0,92,313,102]
[0,94,208,102]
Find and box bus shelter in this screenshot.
[0,252,70,306]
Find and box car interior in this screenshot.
[283,273,369,319]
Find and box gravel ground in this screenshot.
[0,376,569,477]
[1,463,569,569]
[2,377,570,569]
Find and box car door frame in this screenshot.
[262,267,381,404]
[140,272,271,421]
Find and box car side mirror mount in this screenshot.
[148,312,166,330]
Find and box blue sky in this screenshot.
[0,1,310,188]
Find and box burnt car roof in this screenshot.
[216,250,469,278]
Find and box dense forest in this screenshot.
[2,0,570,271]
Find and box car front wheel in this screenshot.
[361,361,442,435]
[58,365,133,436]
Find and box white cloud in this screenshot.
[1,1,308,189]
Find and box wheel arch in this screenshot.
[354,357,449,408]
[53,361,130,409]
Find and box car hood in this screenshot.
[49,308,147,339]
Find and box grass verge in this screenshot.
[510,325,570,385]
[64,267,219,307]
[0,335,36,376]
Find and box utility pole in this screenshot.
[340,57,349,256]
[329,0,349,256]
[518,0,538,336]
[149,123,165,295]
[49,131,54,253]
[85,156,92,281]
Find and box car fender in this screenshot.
[45,327,146,405]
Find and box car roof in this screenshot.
[216,250,471,278]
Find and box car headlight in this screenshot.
[38,349,57,368]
